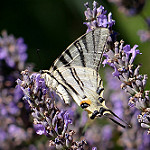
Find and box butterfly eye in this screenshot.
[80,103,90,109]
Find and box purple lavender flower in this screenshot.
[138,30,150,42]
[0,31,27,70]
[0,31,42,149]
[102,39,150,133]
[17,69,90,149]
[84,1,115,32]
[138,16,150,42]
[108,0,146,16]
[34,124,47,135]
[0,128,7,142]
[105,69,150,149]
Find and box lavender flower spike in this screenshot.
[84,1,115,33]
[103,39,150,134]
[0,30,27,70]
[17,69,89,149]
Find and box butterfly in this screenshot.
[41,27,130,128]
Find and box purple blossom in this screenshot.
[123,45,142,64]
[92,147,97,150]
[0,128,7,142]
[101,125,112,141]
[0,30,38,149]
[103,37,150,133]
[84,1,115,32]
[34,124,47,135]
[138,30,150,42]
[105,69,121,90]
[8,124,27,141]
[104,69,150,149]
[0,31,27,70]
[138,16,150,42]
[17,69,90,149]
[8,102,20,115]
[107,0,146,16]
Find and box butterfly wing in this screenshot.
[50,27,109,72]
[43,28,109,106]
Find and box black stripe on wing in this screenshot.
[74,41,86,67]
[54,66,79,95]
[41,71,73,99]
[59,55,70,66]
[81,37,88,53]
[92,30,96,53]
[65,49,73,60]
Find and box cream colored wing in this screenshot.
[42,27,109,105]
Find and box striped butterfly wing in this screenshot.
[45,28,109,106]
[50,28,109,72]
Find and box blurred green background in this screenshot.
[1,0,150,86]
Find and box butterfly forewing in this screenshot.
[50,28,109,72]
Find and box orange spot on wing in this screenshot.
[80,99,91,105]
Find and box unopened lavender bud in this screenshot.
[131,81,138,92]
[32,109,42,119]
[92,20,98,28]
[114,41,119,54]
[135,79,143,91]
[39,106,44,115]
[125,85,136,95]
[52,115,58,126]
[141,123,150,129]
[117,58,124,67]
[119,40,124,51]
[107,49,115,59]
[55,139,64,150]
[128,64,133,73]
[21,70,30,86]
[93,1,97,18]
[121,83,126,89]
[137,98,146,109]
[84,2,89,8]
[137,115,143,122]
[65,133,73,148]
[106,36,113,51]
[134,64,141,76]
[45,116,52,125]
[142,74,148,88]
[145,91,150,101]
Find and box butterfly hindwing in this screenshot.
[52,66,102,105]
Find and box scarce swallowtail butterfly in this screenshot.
[41,27,130,128]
